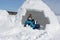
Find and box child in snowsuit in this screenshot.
[24,14,40,29]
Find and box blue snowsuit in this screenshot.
[24,19,40,29]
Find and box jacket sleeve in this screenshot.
[32,19,35,24]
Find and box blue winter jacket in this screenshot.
[24,19,35,28]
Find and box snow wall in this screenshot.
[0,10,16,33]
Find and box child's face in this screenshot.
[29,17,32,20]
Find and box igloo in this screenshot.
[17,0,60,39]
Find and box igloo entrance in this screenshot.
[22,9,50,29]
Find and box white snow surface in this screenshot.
[0,0,60,40]
[0,10,15,33]
[57,16,60,23]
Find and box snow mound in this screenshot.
[0,10,15,33]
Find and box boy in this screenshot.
[24,14,40,29]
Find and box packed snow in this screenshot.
[57,15,60,23]
[0,0,60,40]
[0,10,16,33]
